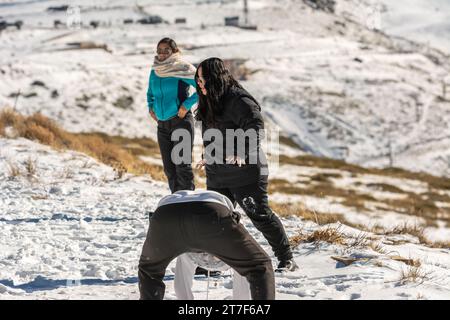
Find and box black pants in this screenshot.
[157,113,195,193]
[138,202,275,300]
[208,176,293,262]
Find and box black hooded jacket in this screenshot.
[201,86,267,188]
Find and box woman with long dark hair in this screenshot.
[194,58,297,272]
[146,38,197,193]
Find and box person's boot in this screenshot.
[275,259,299,272]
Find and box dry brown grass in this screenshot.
[279,135,303,150]
[269,178,376,206]
[305,226,346,245]
[279,154,450,192]
[0,112,6,135]
[416,292,425,300]
[270,161,450,245]
[369,241,387,254]
[423,240,450,249]
[271,162,450,229]
[78,132,160,157]
[385,196,442,225]
[310,172,342,183]
[384,223,450,248]
[0,109,165,181]
[289,226,346,248]
[31,194,48,200]
[24,157,37,177]
[274,201,449,249]
[7,160,21,178]
[366,183,406,194]
[289,232,307,249]
[270,201,384,235]
[279,154,369,174]
[386,223,425,239]
[0,108,22,135]
[347,231,371,249]
[399,266,432,285]
[423,191,450,203]
[270,201,347,225]
[369,222,450,249]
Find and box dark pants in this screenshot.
[138,202,275,300]
[208,176,293,262]
[157,113,195,193]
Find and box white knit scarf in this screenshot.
[152,52,196,79]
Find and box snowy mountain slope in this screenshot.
[1,0,450,300]
[0,137,449,300]
[1,0,449,177]
[378,0,450,54]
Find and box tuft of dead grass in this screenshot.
[289,232,307,249]
[305,226,346,246]
[347,231,371,249]
[7,160,21,178]
[372,222,450,249]
[309,172,342,183]
[24,157,37,177]
[398,266,432,285]
[386,223,425,238]
[369,241,387,254]
[0,108,22,135]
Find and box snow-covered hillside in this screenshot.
[1,0,450,176]
[379,0,450,54]
[1,0,450,300]
[0,137,449,299]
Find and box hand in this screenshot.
[149,110,157,121]
[225,155,246,167]
[178,105,188,119]
[195,159,207,170]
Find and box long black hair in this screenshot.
[194,58,243,126]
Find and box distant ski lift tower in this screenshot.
[244,0,249,25]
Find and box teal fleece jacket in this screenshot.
[146,70,198,121]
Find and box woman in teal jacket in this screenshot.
[147,38,198,193]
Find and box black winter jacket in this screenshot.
[202,86,267,188]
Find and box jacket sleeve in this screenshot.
[146,71,155,111]
[179,78,198,110]
[229,96,265,161]
[230,96,264,132]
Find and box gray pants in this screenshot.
[138,201,275,300]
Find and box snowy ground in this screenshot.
[0,138,449,300]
